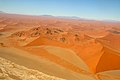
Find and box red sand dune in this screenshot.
[96,46,120,73]
[98,33,120,49]
[26,35,120,73]
[0,13,120,80]
[21,46,91,75]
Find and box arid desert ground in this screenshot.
[0,13,120,80]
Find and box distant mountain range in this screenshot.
[0,11,5,13]
[0,11,119,22]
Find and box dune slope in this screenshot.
[0,57,65,80]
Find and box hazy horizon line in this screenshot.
[1,11,120,22]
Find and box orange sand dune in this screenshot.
[86,30,109,38]
[0,13,120,80]
[98,33,120,49]
[72,40,104,73]
[72,41,120,73]
[21,46,91,75]
[96,46,120,73]
[25,36,69,48]
[0,47,88,80]
[26,36,120,73]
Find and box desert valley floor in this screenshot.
[0,13,120,80]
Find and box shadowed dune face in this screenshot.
[96,47,120,73]
[72,40,104,72]
[0,13,120,80]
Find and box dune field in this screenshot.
[0,13,120,80]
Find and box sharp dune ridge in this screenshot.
[0,13,120,80]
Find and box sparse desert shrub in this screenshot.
[60,37,65,42]
[0,43,4,47]
[31,31,40,37]
[0,33,3,36]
